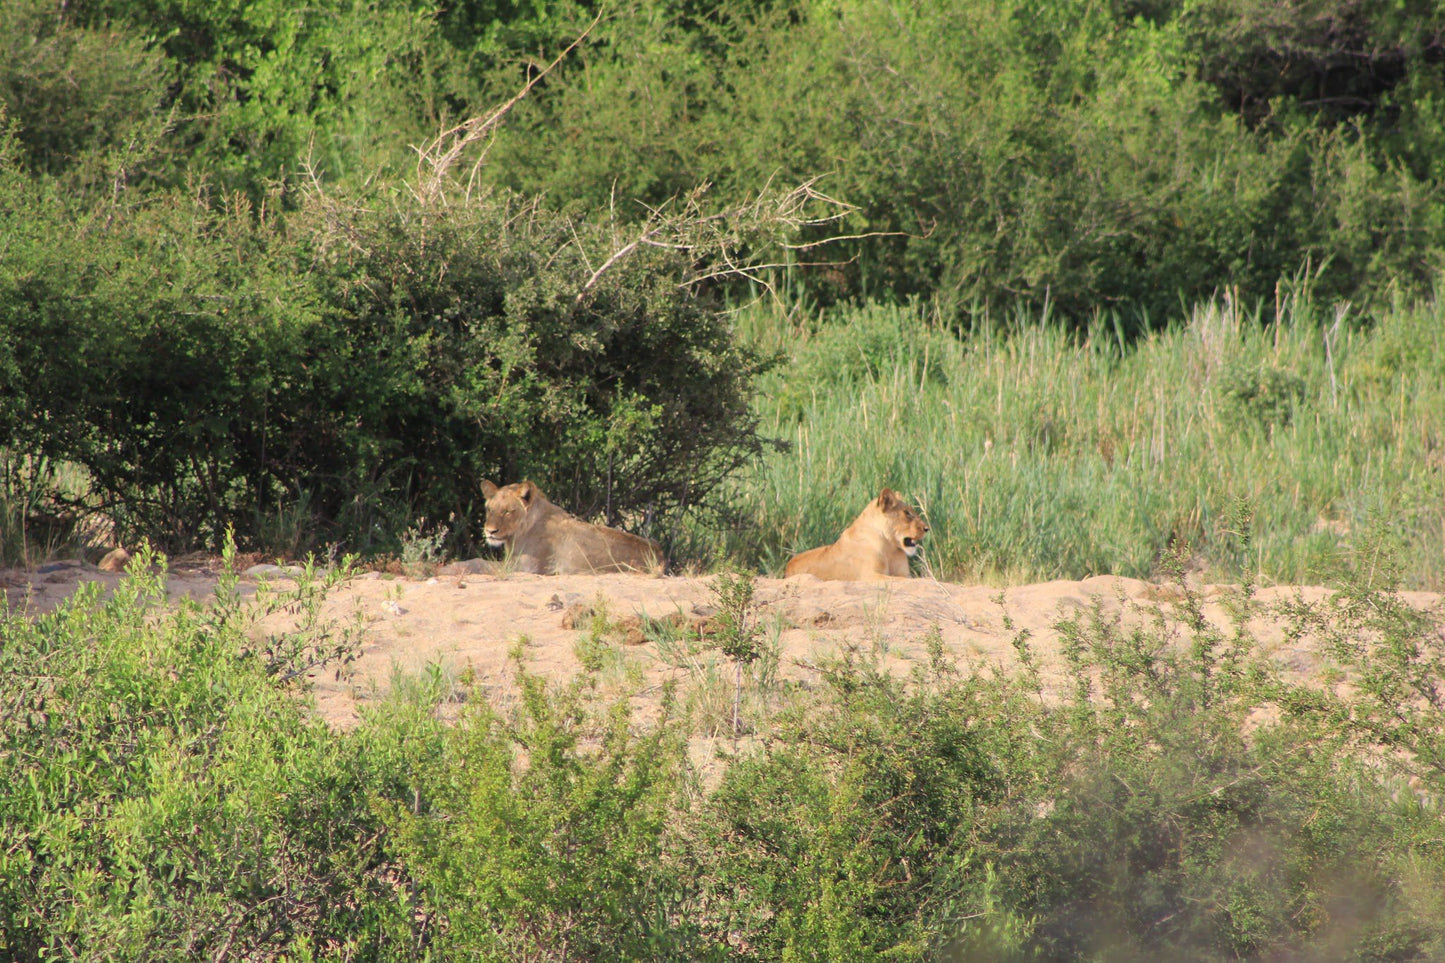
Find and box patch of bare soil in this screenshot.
[7,560,1438,732]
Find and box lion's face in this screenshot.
[877,489,928,557]
[481,480,537,547]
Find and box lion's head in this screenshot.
[481,479,540,547]
[875,488,928,556]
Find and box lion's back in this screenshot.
[785,542,891,580]
[784,544,831,578]
[521,510,665,575]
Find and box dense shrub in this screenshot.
[0,551,406,958]
[380,666,702,959]
[0,1,175,187]
[0,129,774,552]
[681,572,1445,959]
[288,184,776,543]
[59,0,453,193]
[6,0,1442,318]
[694,641,1042,958]
[0,150,323,549]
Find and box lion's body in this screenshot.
[784,489,928,581]
[481,480,665,575]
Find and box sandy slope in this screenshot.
[10,559,1434,732]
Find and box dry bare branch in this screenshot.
[410,13,601,206]
[573,178,885,305]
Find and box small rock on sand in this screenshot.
[438,558,503,576]
[243,563,305,579]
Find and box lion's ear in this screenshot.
[481,480,499,499]
[518,480,538,505]
[877,488,900,510]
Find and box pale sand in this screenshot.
[8,560,1435,732]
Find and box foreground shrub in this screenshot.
[378,664,704,959]
[0,550,407,958]
[694,639,1043,959]
[4,544,1445,959]
[1006,577,1445,960]
[683,572,1445,960]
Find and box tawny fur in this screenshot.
[481,480,665,575]
[784,488,928,581]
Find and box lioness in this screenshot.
[481,480,665,575]
[784,488,928,580]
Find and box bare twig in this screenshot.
[573,178,872,304]
[411,12,601,205]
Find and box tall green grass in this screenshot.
[695,292,1445,587]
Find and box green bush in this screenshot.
[480,0,1445,319]
[0,153,323,549]
[1007,589,1423,960]
[682,574,1445,960]
[1219,361,1308,427]
[0,549,407,958]
[7,0,1443,317]
[5,540,1445,958]
[0,134,774,553]
[0,1,175,187]
[694,640,1042,959]
[380,664,704,959]
[62,0,453,194]
[289,184,775,547]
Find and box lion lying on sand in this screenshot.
[784,488,928,581]
[481,480,665,575]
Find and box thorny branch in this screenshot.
[575,178,909,304]
[410,12,601,205]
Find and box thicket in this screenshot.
[465,0,1445,317]
[4,548,1445,958]
[0,115,793,553]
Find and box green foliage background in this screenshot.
[8,0,1445,314]
[3,0,1445,564]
